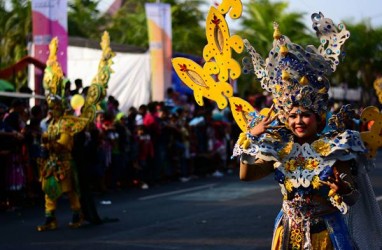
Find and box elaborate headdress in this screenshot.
[171,1,350,129]
[43,37,67,111]
[172,1,382,158]
[243,12,350,123]
[43,31,115,134]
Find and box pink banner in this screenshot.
[32,0,68,94]
[145,3,172,101]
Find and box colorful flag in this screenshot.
[145,3,172,101]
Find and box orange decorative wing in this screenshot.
[360,106,382,158]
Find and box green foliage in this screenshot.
[69,0,207,55]
[236,0,315,96]
[68,0,107,39]
[0,0,31,88]
[170,0,205,55]
[106,0,205,55]
[1,0,382,101]
[239,0,312,57]
[336,22,382,105]
[106,0,148,47]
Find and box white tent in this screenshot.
[67,38,151,113]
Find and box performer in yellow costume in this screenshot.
[172,1,382,249]
[37,32,114,231]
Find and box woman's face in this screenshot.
[287,106,318,141]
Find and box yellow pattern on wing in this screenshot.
[218,0,243,19]
[228,97,255,132]
[172,58,233,109]
[81,31,115,122]
[203,7,243,82]
[172,0,260,131]
[59,116,89,136]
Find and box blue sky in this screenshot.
[285,0,382,27]
[204,0,382,30]
[6,0,381,28]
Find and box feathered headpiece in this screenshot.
[42,32,115,134]
[43,37,68,111]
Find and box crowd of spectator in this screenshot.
[1,81,366,213]
[0,85,242,212]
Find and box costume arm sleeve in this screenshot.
[232,132,280,162]
[240,155,274,181]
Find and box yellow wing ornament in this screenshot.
[218,0,243,19]
[360,106,382,158]
[81,31,115,122]
[43,32,114,137]
[373,77,382,104]
[203,7,244,82]
[172,57,233,109]
[172,0,253,126]
[59,116,89,136]
[43,37,65,100]
[228,97,255,132]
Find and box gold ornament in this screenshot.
[311,139,331,156]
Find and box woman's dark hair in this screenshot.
[315,113,326,133]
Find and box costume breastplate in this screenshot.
[275,143,335,194]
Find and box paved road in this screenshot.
[1,156,382,250]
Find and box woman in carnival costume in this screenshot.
[171,1,382,247]
[232,13,382,249]
[36,32,114,231]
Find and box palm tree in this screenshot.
[236,0,314,95]
[170,0,205,55]
[106,0,205,55]
[68,0,107,39]
[335,22,382,106]
[239,0,311,56]
[106,0,149,47]
[0,0,32,89]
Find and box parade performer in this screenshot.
[172,0,382,249]
[37,32,114,231]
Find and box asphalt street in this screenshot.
[1,155,382,250]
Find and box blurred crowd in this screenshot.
[0,84,242,212]
[0,80,370,212]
